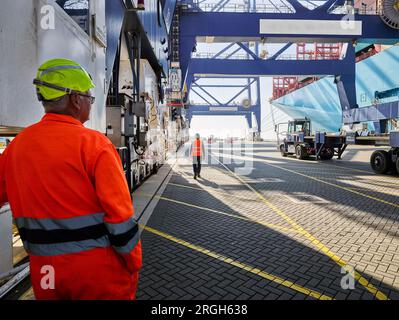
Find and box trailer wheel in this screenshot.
[370,150,390,174]
[131,163,139,190]
[395,157,399,175]
[139,166,145,182]
[132,170,138,189]
[280,145,287,157]
[152,163,159,174]
[295,145,308,160]
[319,147,334,160]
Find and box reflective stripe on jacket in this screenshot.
[14,214,140,256]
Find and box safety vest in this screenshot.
[0,113,142,299]
[192,139,202,157]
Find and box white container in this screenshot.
[0,0,108,132]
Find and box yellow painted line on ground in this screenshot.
[318,163,374,175]
[217,151,399,210]
[343,186,369,191]
[256,150,399,184]
[243,149,365,172]
[172,171,194,179]
[213,156,390,301]
[263,160,399,210]
[318,162,399,183]
[168,182,260,202]
[142,225,333,300]
[267,157,399,201]
[140,192,299,235]
[173,167,239,185]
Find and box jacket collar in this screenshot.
[41,113,83,127]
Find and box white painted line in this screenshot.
[283,193,330,204]
[243,178,284,183]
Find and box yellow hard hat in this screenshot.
[33,58,95,101]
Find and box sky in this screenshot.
[189,77,275,139]
[187,41,296,139]
[184,0,350,139]
[190,115,250,139]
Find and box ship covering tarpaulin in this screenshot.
[272,46,399,132]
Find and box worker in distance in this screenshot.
[190,133,205,179]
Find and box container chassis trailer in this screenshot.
[346,131,399,175]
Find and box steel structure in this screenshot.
[273,42,343,99]
[186,40,263,133]
[186,74,262,132]
[181,1,266,135]
[176,0,399,131]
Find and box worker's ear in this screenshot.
[70,93,82,111]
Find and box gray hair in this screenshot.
[195,133,200,139]
[42,95,70,113]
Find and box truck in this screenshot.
[276,118,347,160]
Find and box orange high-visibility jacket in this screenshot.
[0,114,142,300]
[191,139,204,157]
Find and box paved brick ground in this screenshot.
[137,142,399,300]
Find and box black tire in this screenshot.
[295,145,308,160]
[139,166,145,182]
[370,150,390,174]
[132,169,138,191]
[386,150,397,174]
[395,157,399,174]
[319,147,334,160]
[280,145,287,157]
[152,163,159,174]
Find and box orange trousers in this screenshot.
[29,247,139,300]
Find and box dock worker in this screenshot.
[190,133,205,179]
[0,58,142,300]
